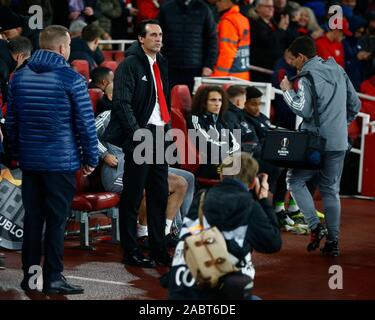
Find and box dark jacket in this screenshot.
[5,50,98,171]
[103,41,170,151]
[343,37,364,91]
[224,102,261,157]
[0,40,14,104]
[69,37,105,70]
[243,111,272,144]
[271,55,297,130]
[250,17,288,70]
[158,0,218,69]
[187,112,240,164]
[168,179,282,299]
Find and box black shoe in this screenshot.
[166,233,179,249]
[137,236,150,251]
[122,250,155,268]
[151,252,173,267]
[321,240,340,257]
[43,276,84,295]
[307,223,328,252]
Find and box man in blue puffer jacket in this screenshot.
[6,25,98,295]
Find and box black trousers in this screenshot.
[21,171,75,284]
[120,125,169,257]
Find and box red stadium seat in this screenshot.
[101,60,118,72]
[71,166,120,250]
[102,50,125,63]
[88,88,104,114]
[171,85,192,115]
[71,59,90,82]
[114,51,125,63]
[102,50,114,61]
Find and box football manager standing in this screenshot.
[280,36,360,257]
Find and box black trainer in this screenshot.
[321,240,340,257]
[307,223,328,252]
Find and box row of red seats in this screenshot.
[71,59,119,83]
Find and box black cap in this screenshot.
[0,6,24,32]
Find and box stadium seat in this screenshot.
[101,60,118,72]
[88,88,104,114]
[102,50,114,61]
[114,51,125,63]
[71,59,90,82]
[171,84,192,115]
[102,50,125,63]
[71,166,120,250]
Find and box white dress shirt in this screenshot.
[146,54,165,126]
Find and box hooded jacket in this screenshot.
[282,56,361,151]
[103,41,170,151]
[168,179,282,299]
[5,50,98,171]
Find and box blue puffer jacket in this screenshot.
[6,50,98,171]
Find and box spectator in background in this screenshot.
[315,17,352,68]
[69,23,105,70]
[297,6,324,39]
[158,0,217,92]
[211,0,250,81]
[17,0,54,27]
[111,0,138,40]
[96,0,122,34]
[136,0,164,23]
[273,0,300,23]
[7,36,32,71]
[344,15,369,90]
[205,0,220,22]
[340,0,356,19]
[6,25,98,294]
[69,20,88,38]
[68,0,99,24]
[359,12,375,79]
[272,49,297,130]
[250,0,290,82]
[0,6,40,51]
[0,38,13,105]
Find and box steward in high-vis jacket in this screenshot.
[211,2,250,80]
